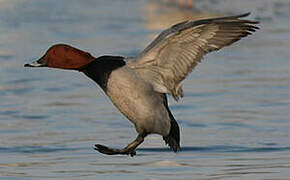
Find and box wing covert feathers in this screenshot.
[128,13,259,101]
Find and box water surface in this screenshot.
[1,0,290,179]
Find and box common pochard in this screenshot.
[25,13,259,156]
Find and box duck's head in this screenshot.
[24,44,95,70]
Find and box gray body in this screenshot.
[106,65,170,135]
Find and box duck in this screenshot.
[24,13,259,157]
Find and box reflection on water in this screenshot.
[1,0,290,179]
[139,145,290,153]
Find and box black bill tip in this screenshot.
[24,63,34,67]
[24,55,47,68]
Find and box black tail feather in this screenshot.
[163,114,180,152]
[162,94,180,152]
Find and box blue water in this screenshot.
[1,0,290,179]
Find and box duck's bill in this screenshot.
[24,56,47,67]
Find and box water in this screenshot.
[1,0,290,179]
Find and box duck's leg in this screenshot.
[94,133,147,157]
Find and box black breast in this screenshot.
[83,56,126,91]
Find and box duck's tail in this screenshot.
[163,110,180,152]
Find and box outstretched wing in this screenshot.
[127,13,259,101]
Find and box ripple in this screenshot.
[0,109,49,120]
[5,87,31,95]
[186,91,227,97]
[0,110,19,116]
[54,169,135,175]
[0,145,84,154]
[44,102,83,107]
[170,104,192,110]
[0,50,14,60]
[179,120,207,128]
[7,78,41,84]
[44,87,70,92]
[216,122,254,129]
[20,115,49,120]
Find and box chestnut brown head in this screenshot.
[24,44,95,70]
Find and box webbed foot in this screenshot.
[94,144,136,157]
[94,133,146,157]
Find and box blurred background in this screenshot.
[0,0,290,179]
